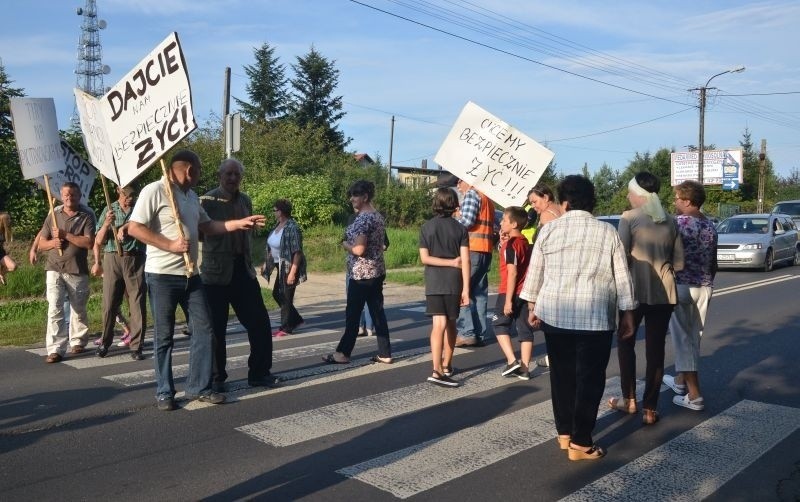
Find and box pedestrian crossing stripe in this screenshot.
[558,400,800,501]
[334,376,638,498]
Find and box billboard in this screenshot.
[671,149,743,187]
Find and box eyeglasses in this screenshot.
[272,209,280,212]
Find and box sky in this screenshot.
[2,0,799,180]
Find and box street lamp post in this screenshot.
[693,66,745,185]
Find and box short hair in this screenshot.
[635,171,660,194]
[504,206,528,229]
[62,181,81,194]
[170,149,201,169]
[528,183,556,203]
[432,187,459,216]
[273,199,292,217]
[347,180,375,202]
[557,175,596,212]
[218,157,243,174]
[675,180,705,207]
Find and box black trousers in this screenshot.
[205,258,272,382]
[335,275,392,358]
[544,329,612,448]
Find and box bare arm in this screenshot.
[198,215,265,237]
[419,248,461,268]
[459,245,471,306]
[127,221,188,254]
[344,233,368,257]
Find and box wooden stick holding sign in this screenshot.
[42,175,62,257]
[99,176,123,256]
[159,158,194,276]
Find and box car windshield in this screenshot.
[717,217,770,234]
[772,202,800,217]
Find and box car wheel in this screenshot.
[763,248,774,272]
[794,246,800,266]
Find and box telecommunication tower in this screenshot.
[71,0,110,126]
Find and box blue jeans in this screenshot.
[457,251,492,339]
[146,273,214,399]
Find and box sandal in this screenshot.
[642,409,659,425]
[442,366,453,377]
[567,444,606,461]
[557,435,570,450]
[370,355,393,364]
[608,397,637,414]
[322,354,349,364]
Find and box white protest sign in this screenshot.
[33,140,97,205]
[9,98,64,179]
[101,32,196,187]
[434,101,554,208]
[74,88,117,181]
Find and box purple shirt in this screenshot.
[674,215,717,287]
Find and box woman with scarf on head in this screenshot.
[609,172,684,425]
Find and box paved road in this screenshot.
[1,268,799,501]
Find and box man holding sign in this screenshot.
[39,182,95,363]
[128,150,265,411]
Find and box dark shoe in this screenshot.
[322,353,349,364]
[454,336,477,347]
[248,375,280,387]
[157,396,177,411]
[69,345,85,354]
[642,409,659,425]
[96,345,109,358]
[517,370,531,381]
[193,392,226,405]
[427,370,459,388]
[501,360,521,377]
[370,355,393,364]
[45,353,62,364]
[442,366,454,377]
[129,351,145,361]
[211,381,228,393]
[568,444,606,461]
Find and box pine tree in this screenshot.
[0,62,25,139]
[288,46,349,150]
[234,42,289,124]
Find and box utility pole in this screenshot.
[692,66,745,186]
[387,115,395,185]
[222,67,231,158]
[757,139,767,213]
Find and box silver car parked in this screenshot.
[716,213,800,271]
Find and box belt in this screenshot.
[118,250,142,257]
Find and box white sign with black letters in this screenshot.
[435,101,554,208]
[33,140,97,205]
[9,98,64,179]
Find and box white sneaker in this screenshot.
[662,374,686,395]
[673,394,704,411]
[366,328,375,337]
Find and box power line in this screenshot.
[547,107,695,142]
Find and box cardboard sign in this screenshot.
[9,98,64,179]
[434,102,554,208]
[33,140,97,205]
[73,32,196,187]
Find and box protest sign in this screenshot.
[74,88,117,181]
[33,140,97,205]
[102,32,196,186]
[434,101,554,208]
[9,98,63,179]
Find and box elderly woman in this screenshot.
[521,175,636,461]
[610,172,684,425]
[663,180,717,411]
[324,180,392,364]
[264,199,306,337]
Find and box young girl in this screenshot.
[419,188,470,387]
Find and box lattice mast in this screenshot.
[72,0,109,125]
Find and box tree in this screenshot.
[234,42,289,124]
[288,46,350,150]
[591,163,623,215]
[0,62,24,139]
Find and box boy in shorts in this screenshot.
[493,207,535,380]
[419,188,470,387]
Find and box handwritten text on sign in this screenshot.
[435,102,554,208]
[74,88,116,181]
[34,140,97,205]
[9,98,64,180]
[101,32,196,186]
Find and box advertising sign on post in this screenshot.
[73,32,196,187]
[670,149,743,186]
[434,101,554,208]
[9,98,64,179]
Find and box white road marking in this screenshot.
[715,274,799,297]
[336,377,641,498]
[559,400,800,502]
